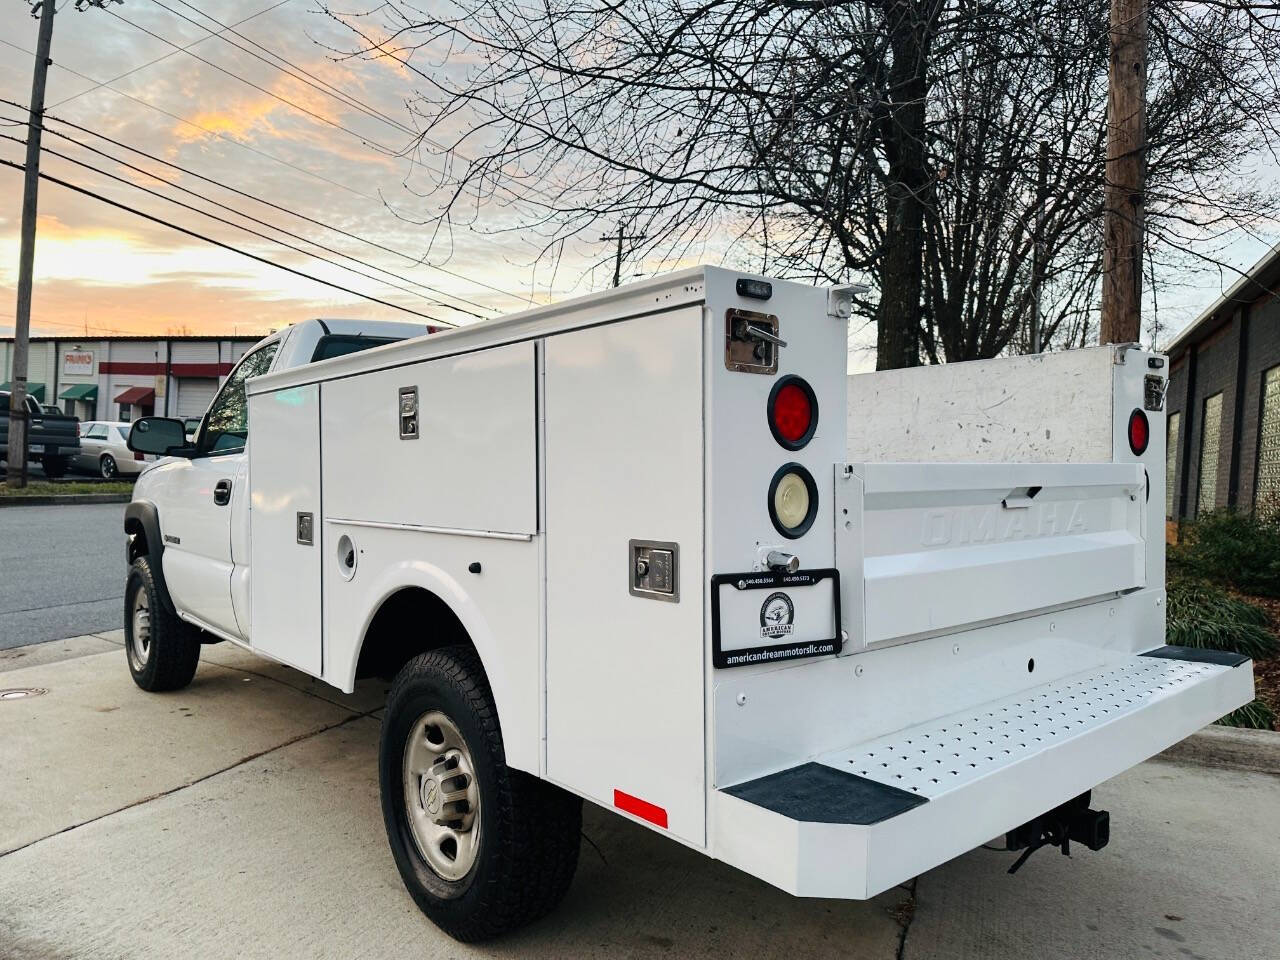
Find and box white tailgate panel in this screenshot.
[322,342,536,535]
[248,383,322,674]
[544,308,706,846]
[841,462,1146,647]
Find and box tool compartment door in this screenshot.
[838,462,1146,651]
[247,383,322,673]
[544,307,706,846]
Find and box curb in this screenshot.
[1156,724,1280,776]
[0,494,131,507]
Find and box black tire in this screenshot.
[380,646,581,941]
[41,454,67,479]
[100,454,118,479]
[124,555,201,691]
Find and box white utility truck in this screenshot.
[124,269,1254,942]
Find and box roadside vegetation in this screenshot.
[0,479,134,498]
[1168,510,1280,729]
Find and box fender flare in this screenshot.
[345,561,533,773]
[123,500,176,615]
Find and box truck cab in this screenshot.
[124,318,434,642]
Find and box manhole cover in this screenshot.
[0,688,48,701]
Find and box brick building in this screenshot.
[0,334,263,423]
[1165,243,1280,522]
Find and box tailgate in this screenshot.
[836,462,1146,651]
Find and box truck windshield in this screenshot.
[310,334,400,363]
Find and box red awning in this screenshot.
[114,386,155,405]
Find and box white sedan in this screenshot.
[73,421,152,478]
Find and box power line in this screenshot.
[105,8,409,159]
[46,0,292,110]
[21,120,483,319]
[0,130,466,322]
[0,156,443,323]
[156,0,415,138]
[2,111,488,319]
[0,97,523,308]
[0,36,378,202]
[0,121,474,320]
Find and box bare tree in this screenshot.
[325,0,1280,366]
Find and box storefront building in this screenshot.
[0,335,263,424]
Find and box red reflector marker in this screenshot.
[768,375,819,450]
[613,789,668,829]
[1128,409,1150,456]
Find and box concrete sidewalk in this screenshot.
[2,637,1277,960]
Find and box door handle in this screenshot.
[213,479,232,506]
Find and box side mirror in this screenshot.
[128,417,191,457]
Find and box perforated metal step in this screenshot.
[817,656,1225,800]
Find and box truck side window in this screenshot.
[198,342,280,455]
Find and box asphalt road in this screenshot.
[0,502,126,649]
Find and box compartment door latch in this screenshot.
[630,539,679,602]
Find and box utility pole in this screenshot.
[1030,140,1048,354]
[1100,0,1147,345]
[7,0,55,489]
[600,225,646,288]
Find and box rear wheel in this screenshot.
[100,454,118,479]
[125,555,200,691]
[380,646,581,941]
[40,454,67,479]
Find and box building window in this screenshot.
[1256,367,1280,518]
[1166,411,1181,519]
[1198,393,1223,515]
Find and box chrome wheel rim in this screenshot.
[128,589,151,671]
[402,710,481,881]
[101,456,116,478]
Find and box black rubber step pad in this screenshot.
[722,761,927,825]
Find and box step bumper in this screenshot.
[712,647,1254,900]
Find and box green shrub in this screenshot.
[1169,509,1280,597]
[1217,699,1277,730]
[1165,575,1277,659]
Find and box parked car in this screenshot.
[0,390,79,478]
[74,421,152,478]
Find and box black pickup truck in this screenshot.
[0,391,80,478]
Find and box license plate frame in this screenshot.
[710,568,842,669]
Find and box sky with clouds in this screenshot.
[0,0,1276,368]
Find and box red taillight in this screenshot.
[768,376,818,450]
[134,451,144,461]
[1128,409,1150,456]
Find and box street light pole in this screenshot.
[7,0,56,489]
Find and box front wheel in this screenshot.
[380,647,581,941]
[124,555,201,691]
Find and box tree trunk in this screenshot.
[875,1,934,370]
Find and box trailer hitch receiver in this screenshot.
[1005,792,1110,874]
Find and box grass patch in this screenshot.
[1166,576,1278,660]
[1166,572,1279,730]
[1169,509,1280,597]
[1217,699,1278,730]
[0,480,134,498]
